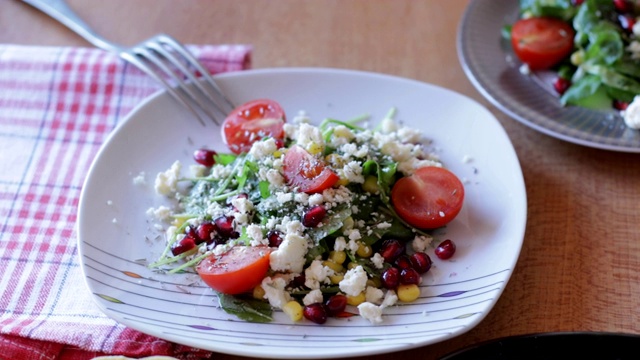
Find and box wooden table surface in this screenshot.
[3,0,640,359]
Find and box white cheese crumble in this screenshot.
[269,233,308,273]
[622,95,640,129]
[339,265,368,296]
[154,160,181,196]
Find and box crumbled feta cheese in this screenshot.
[247,224,267,246]
[304,260,333,289]
[296,123,324,151]
[292,110,311,124]
[334,236,347,251]
[269,233,308,273]
[371,253,385,269]
[190,164,207,178]
[261,276,291,309]
[303,289,324,306]
[339,265,368,296]
[357,302,383,324]
[133,172,146,185]
[381,289,398,308]
[622,95,640,129]
[412,234,434,252]
[397,127,422,143]
[342,161,365,183]
[249,138,278,159]
[308,193,324,206]
[628,40,640,60]
[146,206,171,221]
[365,286,385,304]
[231,197,254,214]
[154,160,181,196]
[380,117,398,133]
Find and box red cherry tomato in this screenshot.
[511,17,575,70]
[196,246,272,295]
[282,145,339,194]
[222,99,286,154]
[390,166,464,229]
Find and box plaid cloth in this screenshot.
[0,43,252,360]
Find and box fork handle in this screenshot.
[22,0,122,53]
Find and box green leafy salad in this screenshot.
[146,99,464,325]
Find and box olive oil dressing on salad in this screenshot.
[145,98,464,325]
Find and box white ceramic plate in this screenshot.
[458,0,640,152]
[77,68,527,359]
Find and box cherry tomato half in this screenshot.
[390,166,464,229]
[282,145,339,194]
[222,99,286,154]
[196,246,272,295]
[511,17,575,70]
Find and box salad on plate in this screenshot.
[146,98,464,325]
[505,0,640,129]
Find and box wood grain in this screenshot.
[3,0,640,359]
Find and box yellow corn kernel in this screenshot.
[571,49,585,66]
[282,300,303,321]
[272,150,283,158]
[346,292,366,306]
[335,177,349,186]
[341,216,354,232]
[322,260,343,273]
[397,284,421,302]
[329,250,347,265]
[366,277,382,288]
[362,175,379,193]
[252,285,266,300]
[329,274,344,284]
[347,262,359,270]
[307,142,324,155]
[356,242,373,258]
[325,153,346,167]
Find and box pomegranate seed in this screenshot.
[171,236,196,256]
[381,267,400,289]
[619,14,636,32]
[394,255,413,270]
[553,77,571,95]
[613,99,630,111]
[571,0,583,5]
[303,303,328,324]
[435,239,457,260]
[614,0,632,12]
[193,148,217,167]
[302,205,327,227]
[288,273,306,289]
[400,268,421,285]
[378,239,405,263]
[325,294,347,316]
[410,252,432,274]
[227,192,249,207]
[274,138,285,149]
[213,215,236,238]
[195,222,216,244]
[267,230,284,247]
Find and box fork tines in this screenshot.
[120,34,236,126]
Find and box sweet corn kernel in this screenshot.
[397,284,421,302]
[283,300,303,321]
[323,260,343,273]
[329,274,344,284]
[362,175,379,193]
[347,262,359,270]
[252,285,266,300]
[329,250,347,265]
[366,277,382,288]
[272,150,283,158]
[356,243,373,258]
[346,292,366,306]
[307,142,324,155]
[335,177,349,186]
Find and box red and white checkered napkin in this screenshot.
[0,43,251,360]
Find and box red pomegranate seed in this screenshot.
[288,273,306,289]
[614,0,632,12]
[171,236,196,256]
[571,0,583,5]
[381,267,400,289]
[378,239,405,263]
[435,239,457,260]
[410,252,432,274]
[553,77,571,95]
[302,205,327,227]
[613,99,630,111]
[193,148,217,167]
[213,215,236,238]
[267,230,284,247]
[400,268,421,285]
[274,138,285,149]
[394,255,413,270]
[325,294,347,316]
[619,14,636,32]
[303,303,328,324]
[195,222,216,244]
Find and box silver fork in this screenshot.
[22,0,235,125]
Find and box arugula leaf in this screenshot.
[217,293,273,323]
[213,153,237,166]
